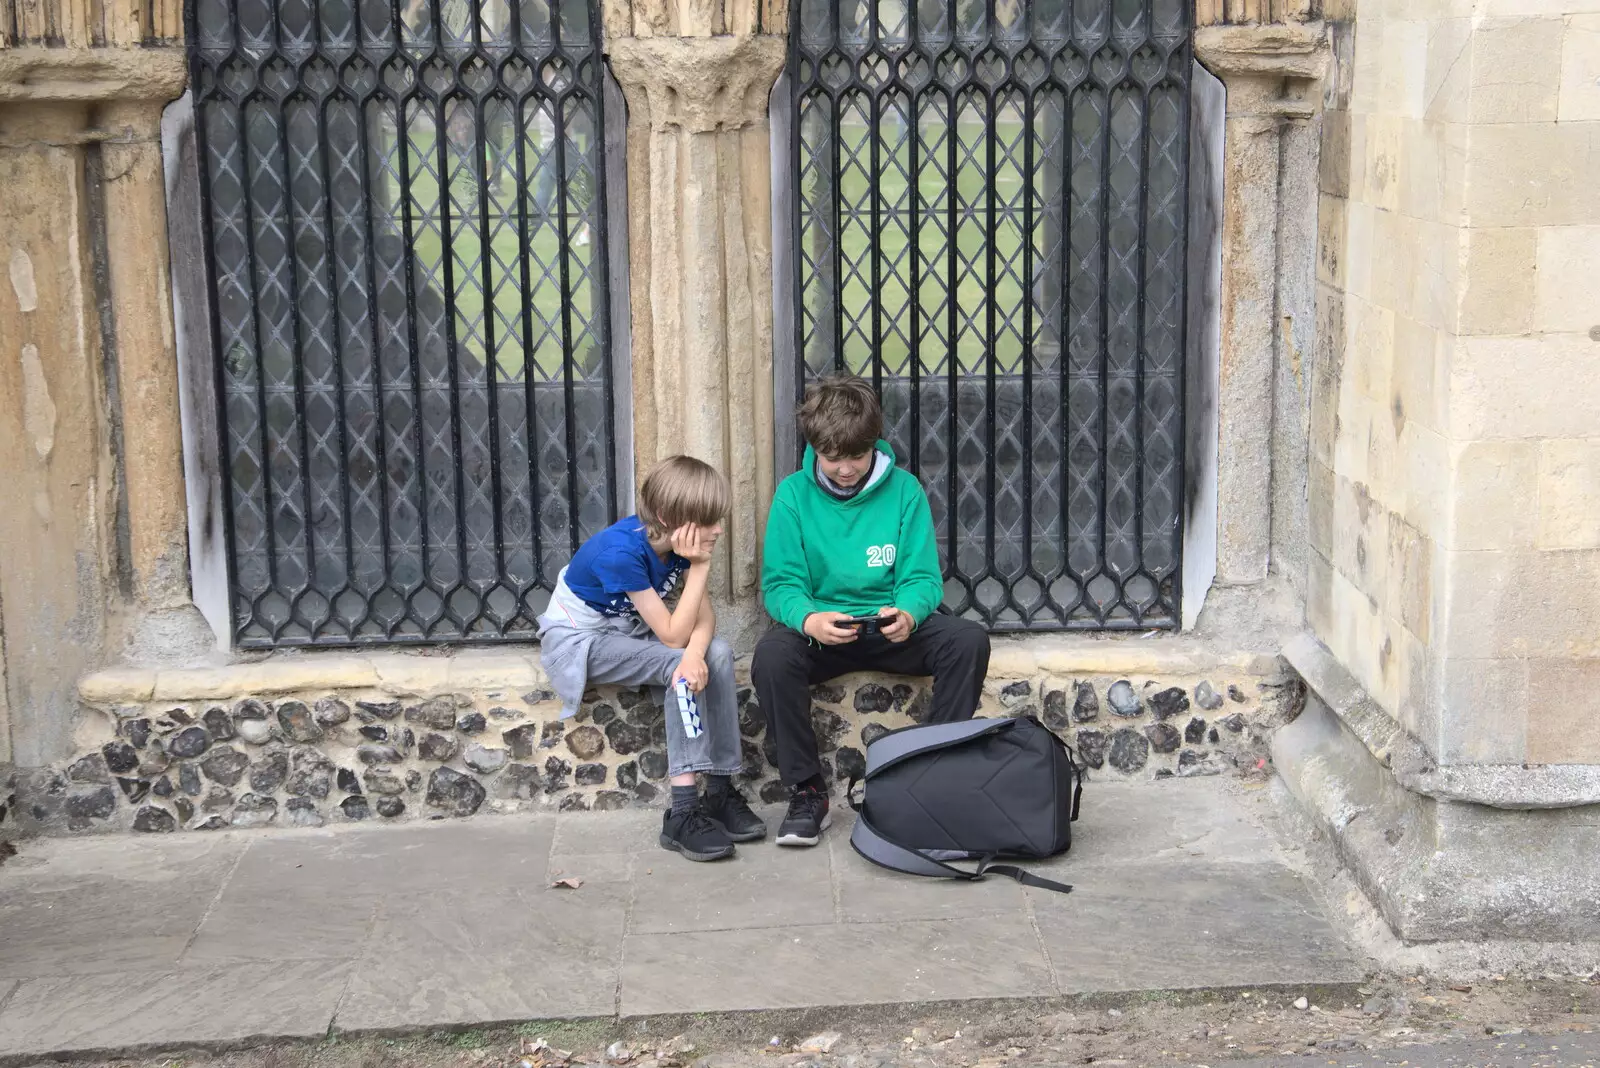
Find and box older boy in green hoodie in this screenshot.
[753,376,991,846]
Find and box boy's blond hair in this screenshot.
[797,375,883,459]
[637,455,729,537]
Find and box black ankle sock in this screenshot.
[705,774,732,800]
[670,784,699,816]
[797,774,826,794]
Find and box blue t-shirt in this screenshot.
[563,516,687,617]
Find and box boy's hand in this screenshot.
[670,524,717,564]
[878,606,913,643]
[673,651,709,692]
[803,611,860,646]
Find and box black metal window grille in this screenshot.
[189,0,618,647]
[790,0,1190,630]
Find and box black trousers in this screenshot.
[751,613,992,787]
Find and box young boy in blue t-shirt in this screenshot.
[538,455,763,861]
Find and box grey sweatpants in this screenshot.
[546,628,742,778]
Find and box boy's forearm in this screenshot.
[896,579,944,624]
[684,595,715,658]
[662,563,711,647]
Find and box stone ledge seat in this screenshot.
[16,632,1294,837]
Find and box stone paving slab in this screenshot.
[619,913,1057,1015]
[0,962,351,1059]
[0,778,1367,1061]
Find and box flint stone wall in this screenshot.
[14,660,1297,834]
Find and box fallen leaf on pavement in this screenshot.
[551,877,584,889]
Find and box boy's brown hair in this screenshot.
[637,455,729,537]
[797,375,883,459]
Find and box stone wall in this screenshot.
[1310,0,1600,766]
[16,649,1293,833]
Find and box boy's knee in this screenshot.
[947,617,990,657]
[752,627,805,680]
[707,637,734,670]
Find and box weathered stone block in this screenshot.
[102,741,139,775]
[202,706,235,741]
[426,767,486,817]
[200,746,249,786]
[497,764,543,800]
[231,793,278,827]
[418,733,458,762]
[1144,722,1182,754]
[1469,16,1563,124]
[314,697,351,726]
[275,701,321,743]
[133,807,177,833]
[1042,689,1069,730]
[1461,227,1536,335]
[341,795,371,820]
[406,698,459,730]
[1526,657,1600,764]
[67,754,110,785]
[1558,15,1600,122]
[606,719,651,755]
[1108,729,1149,773]
[1537,439,1600,550]
[1106,680,1141,717]
[502,724,541,758]
[854,684,894,713]
[168,726,210,759]
[286,798,323,827]
[356,700,401,721]
[638,750,668,780]
[249,752,289,793]
[464,744,509,774]
[544,756,572,793]
[364,771,405,797]
[566,725,606,760]
[65,786,117,821]
[1075,730,1107,769]
[1149,687,1190,721]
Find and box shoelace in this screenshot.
[682,808,723,836]
[720,790,756,817]
[786,788,825,820]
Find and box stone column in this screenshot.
[0,48,212,682]
[1194,24,1326,586]
[604,0,786,647]
[96,96,214,659]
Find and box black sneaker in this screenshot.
[776,785,831,847]
[660,806,736,862]
[704,786,767,842]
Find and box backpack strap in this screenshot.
[850,810,1074,895]
[864,717,1017,777]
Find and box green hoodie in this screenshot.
[761,440,945,632]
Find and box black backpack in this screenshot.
[848,716,1082,894]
